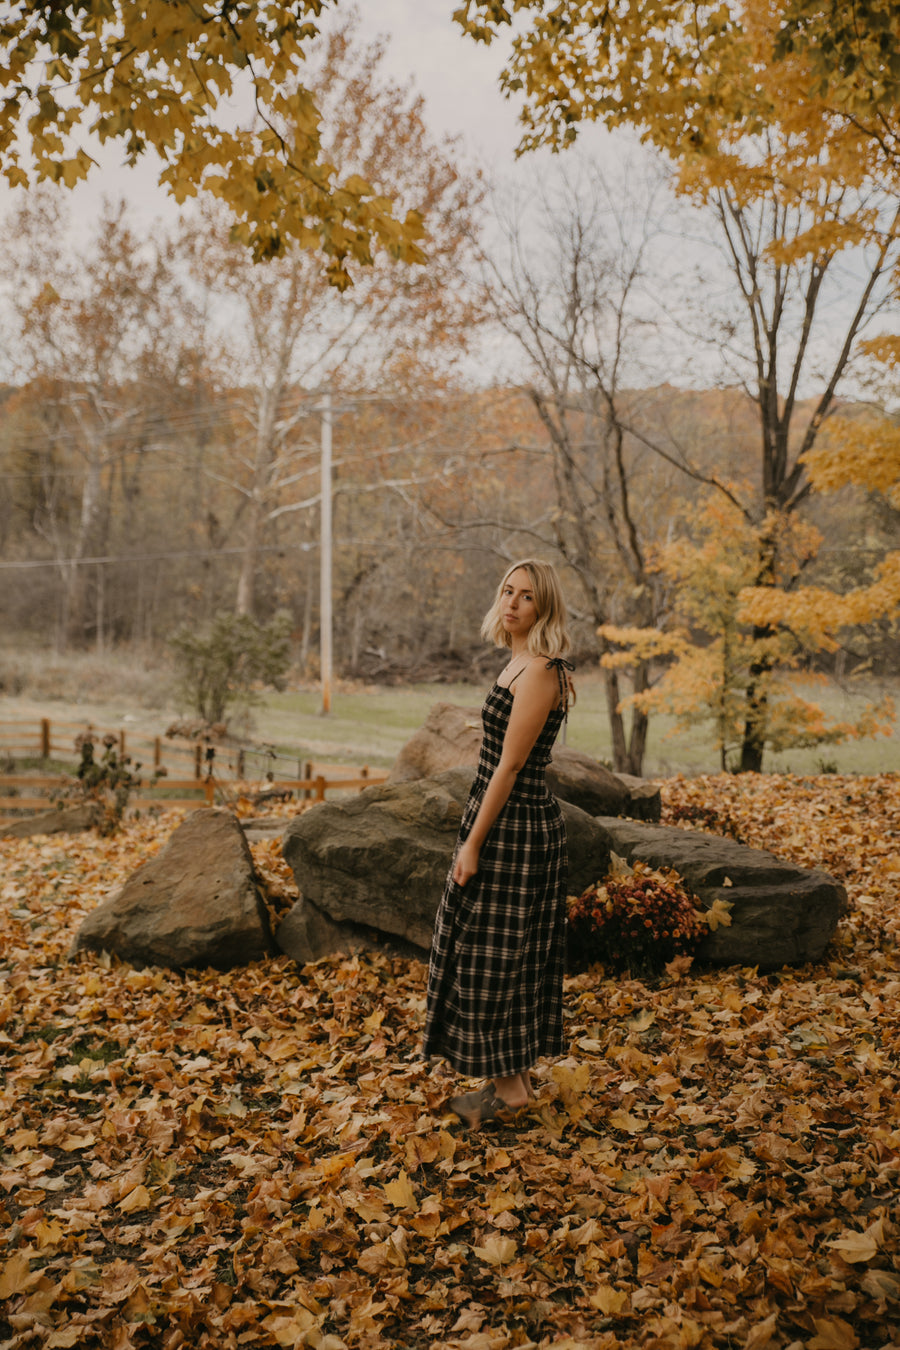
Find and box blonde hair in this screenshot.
[481,558,571,657]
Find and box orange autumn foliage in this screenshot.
[2,773,900,1347]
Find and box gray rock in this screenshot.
[242,814,290,841]
[592,817,847,969]
[280,774,845,970]
[546,745,627,817]
[276,896,361,964]
[389,700,661,821]
[0,803,100,838]
[71,808,275,970]
[387,703,482,783]
[613,772,663,823]
[281,768,470,957]
[279,768,611,963]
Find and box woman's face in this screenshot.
[501,568,538,639]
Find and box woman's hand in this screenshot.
[453,838,480,887]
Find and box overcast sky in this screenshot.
[347,0,523,164]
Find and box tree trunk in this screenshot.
[739,533,777,771]
[95,562,105,653]
[300,563,314,671]
[739,635,771,772]
[236,505,261,618]
[602,665,629,774]
[624,661,650,776]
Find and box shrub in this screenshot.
[169,610,292,726]
[567,858,708,976]
[55,733,140,836]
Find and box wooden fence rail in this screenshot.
[0,718,209,777]
[0,718,388,824]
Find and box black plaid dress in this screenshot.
[423,662,570,1078]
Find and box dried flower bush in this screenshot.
[567,857,709,975]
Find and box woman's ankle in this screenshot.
[494,1074,529,1107]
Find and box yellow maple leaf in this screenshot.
[382,1169,417,1210]
[589,1283,629,1314]
[472,1234,517,1266]
[118,1184,152,1213]
[807,1317,859,1350]
[704,897,734,931]
[0,1251,39,1299]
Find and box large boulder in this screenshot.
[388,700,661,822]
[278,768,610,964]
[545,745,627,816]
[0,803,100,839]
[611,772,664,824]
[279,773,846,970]
[71,808,275,970]
[594,817,847,969]
[387,703,482,783]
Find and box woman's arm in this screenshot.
[452,660,560,887]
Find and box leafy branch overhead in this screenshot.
[0,1,427,287]
[454,1,900,169]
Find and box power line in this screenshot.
[0,542,317,571]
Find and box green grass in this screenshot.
[3,647,896,778]
[254,672,898,777]
[4,756,79,773]
[254,682,488,768]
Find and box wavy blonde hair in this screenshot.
[481,558,571,657]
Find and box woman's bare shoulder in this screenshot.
[512,656,562,694]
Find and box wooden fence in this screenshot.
[0,717,388,823]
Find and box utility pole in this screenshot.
[320,389,333,716]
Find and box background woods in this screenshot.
[0,3,898,774]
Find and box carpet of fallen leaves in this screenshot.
[2,773,900,1350]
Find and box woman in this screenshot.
[423,558,573,1128]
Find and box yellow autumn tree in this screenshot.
[456,0,900,769]
[741,405,900,654]
[0,1,427,287]
[602,497,893,771]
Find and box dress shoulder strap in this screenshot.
[545,656,575,716]
[507,656,575,709]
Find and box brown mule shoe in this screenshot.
[448,1081,524,1129]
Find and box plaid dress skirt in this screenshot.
[423,675,568,1078]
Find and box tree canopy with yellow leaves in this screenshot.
[0,1,427,288]
[776,0,900,131]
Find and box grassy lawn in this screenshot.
[2,641,896,777]
[255,671,898,777]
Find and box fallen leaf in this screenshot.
[471,1235,517,1266]
[827,1218,884,1263]
[589,1283,629,1314]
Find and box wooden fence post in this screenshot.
[154,738,161,769]
[41,719,51,759]
[194,744,202,779]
